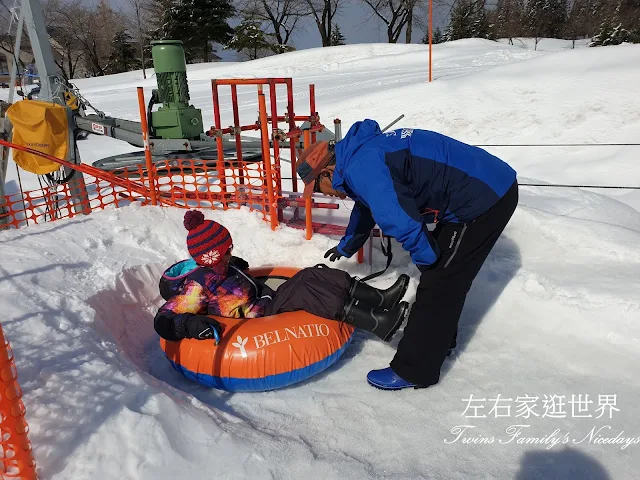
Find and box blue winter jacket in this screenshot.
[332,119,517,268]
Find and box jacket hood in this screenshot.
[332,119,382,192]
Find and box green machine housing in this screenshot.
[150,40,204,140]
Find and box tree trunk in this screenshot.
[405,8,413,43]
[322,14,331,46]
[139,42,146,78]
[67,49,74,79]
[136,8,146,79]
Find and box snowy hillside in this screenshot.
[1,40,640,479]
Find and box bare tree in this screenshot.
[238,0,307,48]
[565,0,593,47]
[493,0,525,44]
[70,0,126,76]
[360,0,412,43]
[127,0,149,78]
[0,0,36,78]
[413,0,454,41]
[403,0,423,42]
[303,0,343,46]
[142,0,174,38]
[43,0,86,80]
[617,0,640,36]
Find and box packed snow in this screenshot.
[1,39,639,479]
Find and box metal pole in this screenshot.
[0,185,7,229]
[7,7,24,105]
[211,80,228,210]
[0,133,9,226]
[0,4,24,209]
[258,88,278,231]
[65,106,91,216]
[4,0,91,219]
[381,114,405,132]
[334,118,342,141]
[309,84,317,144]
[303,128,312,240]
[429,0,433,82]
[20,0,64,103]
[66,143,91,216]
[137,87,158,206]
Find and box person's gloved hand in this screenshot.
[185,315,223,341]
[324,246,343,262]
[229,255,249,270]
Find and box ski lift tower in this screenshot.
[0,0,89,226]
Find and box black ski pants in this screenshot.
[390,180,519,386]
[265,265,352,320]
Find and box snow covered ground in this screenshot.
[1,39,640,479]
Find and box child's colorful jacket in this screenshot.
[154,258,274,341]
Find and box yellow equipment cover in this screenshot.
[6,100,69,175]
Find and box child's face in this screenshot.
[220,245,233,268]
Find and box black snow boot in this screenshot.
[340,298,410,342]
[349,274,410,311]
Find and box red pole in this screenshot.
[258,87,278,231]
[231,84,245,190]
[286,79,297,193]
[268,80,284,222]
[429,0,433,82]
[137,87,157,206]
[303,128,312,240]
[211,80,228,210]
[310,84,317,144]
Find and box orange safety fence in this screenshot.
[0,323,37,479]
[0,145,276,230]
[0,83,282,228]
[0,139,160,229]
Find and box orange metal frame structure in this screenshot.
[0,78,375,244]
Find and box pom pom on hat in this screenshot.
[184,210,205,231]
[183,210,232,266]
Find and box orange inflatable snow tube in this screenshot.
[159,266,355,391]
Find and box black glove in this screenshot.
[324,246,343,262]
[229,255,249,270]
[185,315,223,341]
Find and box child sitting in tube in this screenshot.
[154,210,412,344]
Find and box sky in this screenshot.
[92,0,452,62]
